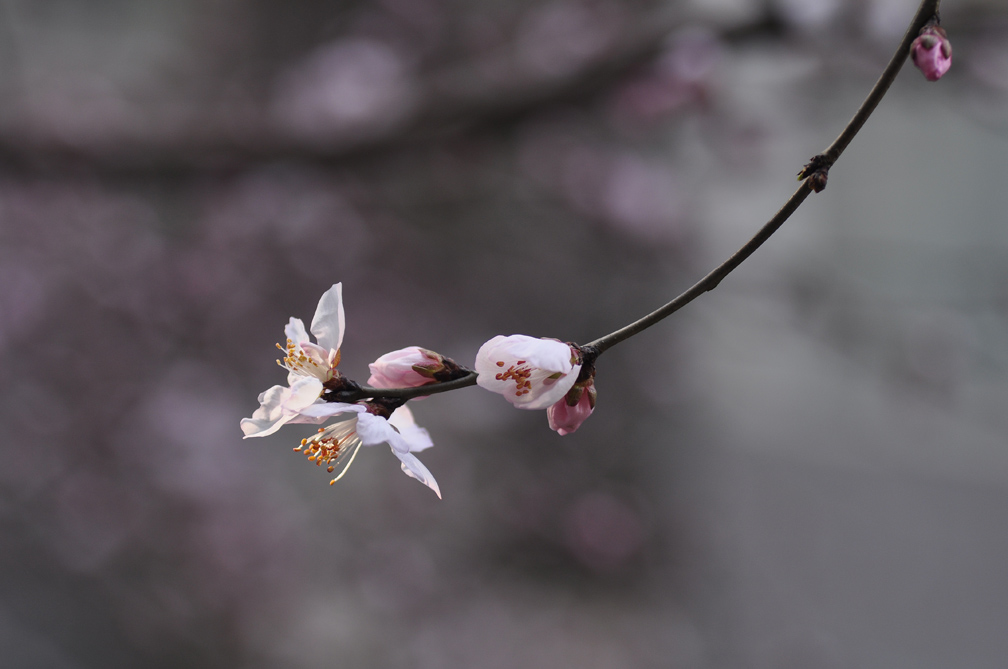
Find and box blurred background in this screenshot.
[2,0,1008,666]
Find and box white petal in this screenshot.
[388,406,434,452]
[475,369,576,409]
[394,450,441,499]
[356,411,409,452]
[298,341,331,361]
[474,337,505,380]
[476,335,573,375]
[254,385,289,418]
[310,283,345,353]
[506,336,574,372]
[517,364,581,410]
[241,378,326,437]
[285,376,325,412]
[241,384,295,437]
[298,401,366,419]
[285,317,310,346]
[285,410,334,426]
[240,413,294,438]
[475,334,580,410]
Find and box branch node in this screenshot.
[323,376,364,403]
[797,154,831,193]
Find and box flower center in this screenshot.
[276,338,341,381]
[494,359,533,397]
[294,422,362,485]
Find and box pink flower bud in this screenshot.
[368,346,442,389]
[911,26,951,82]
[547,380,596,436]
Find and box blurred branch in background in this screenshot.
[0,6,783,177]
[0,2,842,179]
[0,3,1001,180]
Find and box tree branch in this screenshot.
[293,0,940,404]
[584,0,941,356]
[334,0,941,402]
[332,372,478,403]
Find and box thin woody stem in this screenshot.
[820,3,940,165]
[340,0,940,402]
[584,0,940,356]
[333,372,478,403]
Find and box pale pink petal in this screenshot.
[368,346,436,388]
[547,391,594,435]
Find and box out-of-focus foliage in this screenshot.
[1,1,1008,666]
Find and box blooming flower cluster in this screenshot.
[240,14,950,500]
[242,285,599,498]
[241,284,442,497]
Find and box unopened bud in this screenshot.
[547,377,596,436]
[369,347,444,389]
[911,24,951,82]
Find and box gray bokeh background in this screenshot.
[2,0,1007,666]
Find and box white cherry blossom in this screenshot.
[241,283,345,437]
[295,403,441,498]
[474,334,581,410]
[277,282,345,386]
[240,376,328,438]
